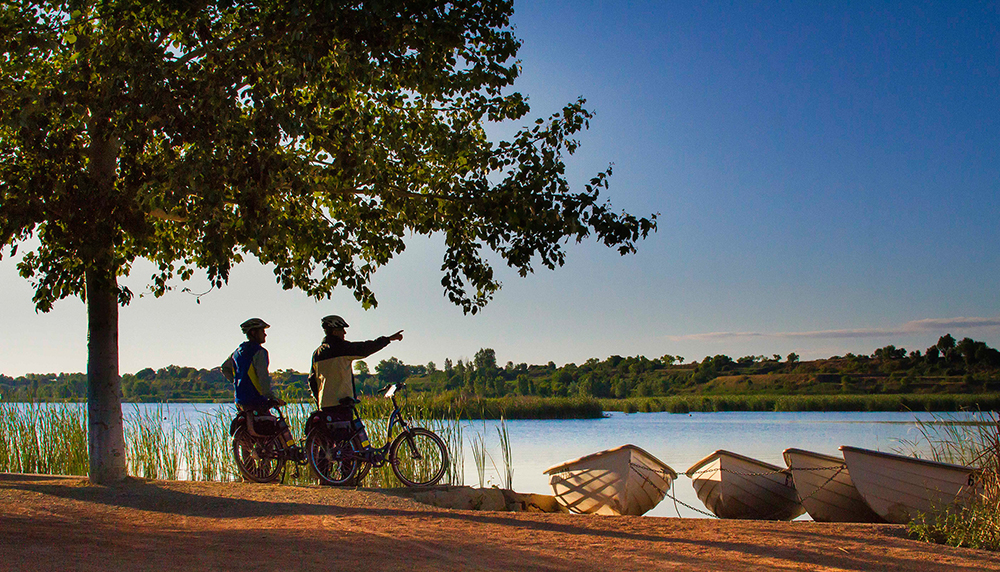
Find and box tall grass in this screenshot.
[901,410,1000,551]
[463,417,514,489]
[0,401,89,475]
[181,407,238,481]
[497,417,513,490]
[0,397,477,490]
[125,404,180,480]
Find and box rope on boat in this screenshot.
[626,462,719,518]
[629,461,848,480]
[667,487,720,519]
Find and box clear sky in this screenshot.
[2,0,998,377]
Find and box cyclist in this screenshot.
[308,315,403,448]
[222,318,295,452]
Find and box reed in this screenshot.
[181,407,238,482]
[903,410,1000,551]
[1,397,466,488]
[125,404,183,480]
[0,401,89,476]
[470,431,487,488]
[497,417,513,490]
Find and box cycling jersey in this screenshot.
[221,341,274,409]
[308,335,390,409]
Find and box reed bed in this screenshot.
[602,393,1000,414]
[181,406,240,482]
[125,404,180,480]
[0,401,89,475]
[1,398,469,488]
[413,394,603,419]
[901,410,1000,551]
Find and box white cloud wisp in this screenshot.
[666,317,1000,342]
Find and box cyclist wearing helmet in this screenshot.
[308,315,403,410]
[222,318,282,410]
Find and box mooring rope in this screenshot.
[627,461,849,519]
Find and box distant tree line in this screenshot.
[3,334,998,403]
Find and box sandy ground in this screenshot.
[2,473,998,571]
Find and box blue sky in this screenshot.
[2,0,998,376]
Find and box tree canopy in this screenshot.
[1,0,655,313]
[1,0,656,481]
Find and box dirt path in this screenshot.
[2,473,998,571]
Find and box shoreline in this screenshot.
[2,473,998,571]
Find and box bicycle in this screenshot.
[230,400,308,483]
[305,382,449,487]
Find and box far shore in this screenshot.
[6,392,1000,419]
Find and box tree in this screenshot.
[473,348,497,374]
[1,2,655,482]
[354,360,370,384]
[873,345,905,361]
[375,357,409,385]
[937,334,957,351]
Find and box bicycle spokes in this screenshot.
[232,428,284,483]
[389,428,448,487]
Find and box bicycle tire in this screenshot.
[349,434,372,485]
[306,427,359,486]
[389,427,449,487]
[232,426,284,483]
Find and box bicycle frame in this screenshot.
[349,383,415,466]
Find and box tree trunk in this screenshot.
[86,264,126,483]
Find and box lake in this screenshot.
[115,404,961,518]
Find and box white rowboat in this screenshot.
[782,448,884,523]
[686,450,805,520]
[840,445,979,524]
[543,444,677,516]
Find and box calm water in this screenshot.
[460,410,947,518]
[10,403,964,518]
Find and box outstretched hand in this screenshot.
[389,330,404,342]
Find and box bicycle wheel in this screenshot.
[232,427,284,483]
[349,435,372,485]
[306,427,359,486]
[389,427,449,487]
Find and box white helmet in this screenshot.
[321,315,349,329]
[240,318,270,334]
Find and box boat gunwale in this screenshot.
[685,449,786,478]
[782,448,845,467]
[840,445,978,473]
[543,444,677,479]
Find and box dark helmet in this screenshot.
[321,315,349,329]
[240,318,270,335]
